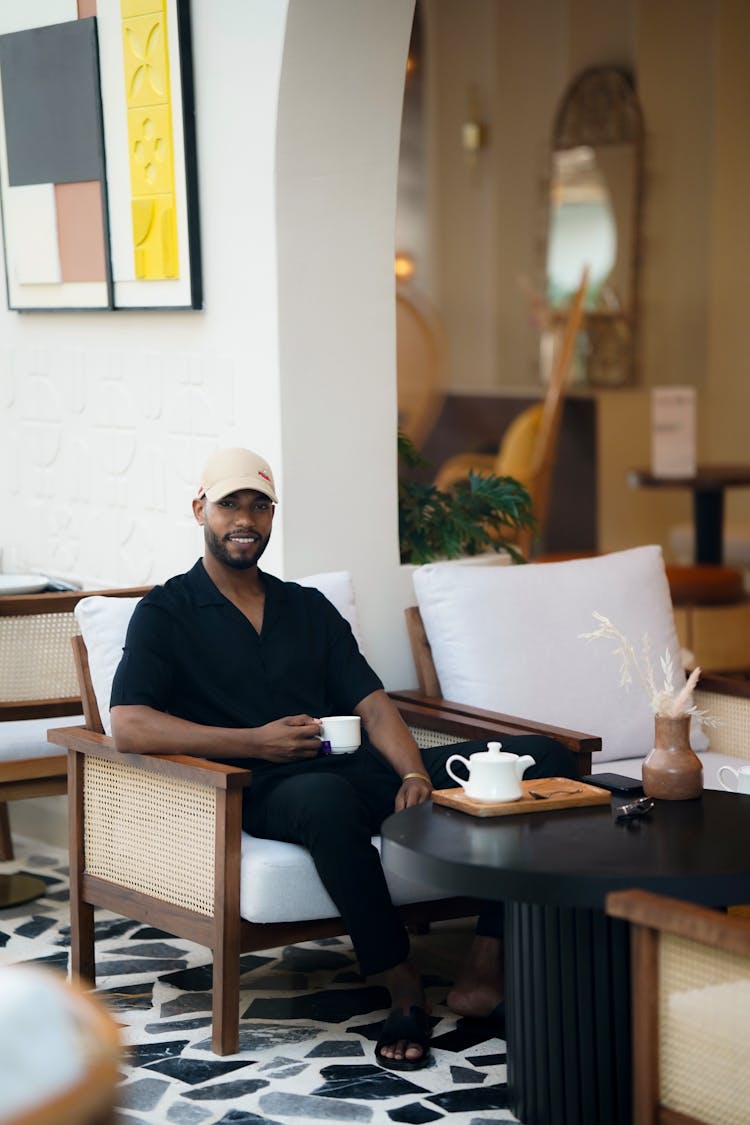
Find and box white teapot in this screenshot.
[446,741,535,803]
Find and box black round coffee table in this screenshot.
[382,792,750,1125]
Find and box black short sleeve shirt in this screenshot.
[110,561,384,773]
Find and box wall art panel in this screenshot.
[0,0,201,311]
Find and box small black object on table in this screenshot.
[381,791,750,1125]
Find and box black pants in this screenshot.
[242,735,577,977]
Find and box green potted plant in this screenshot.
[398,431,535,565]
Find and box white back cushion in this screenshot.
[293,570,363,649]
[413,545,707,763]
[75,570,363,736]
[74,597,142,735]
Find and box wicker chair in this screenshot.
[607,889,750,1125]
[0,587,149,904]
[49,597,598,1055]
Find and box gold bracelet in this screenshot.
[402,771,431,785]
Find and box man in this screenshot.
[110,447,577,1071]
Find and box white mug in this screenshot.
[318,715,361,755]
[445,742,535,803]
[717,764,750,794]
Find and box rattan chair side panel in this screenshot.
[696,690,750,762]
[408,725,465,750]
[83,756,216,915]
[659,931,750,1124]
[0,612,80,702]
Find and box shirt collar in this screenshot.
[189,559,287,608]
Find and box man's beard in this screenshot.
[204,524,269,570]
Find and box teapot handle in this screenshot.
[446,754,471,788]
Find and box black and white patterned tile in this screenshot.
[1,836,517,1125]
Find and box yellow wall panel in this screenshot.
[128,105,174,196]
[120,0,179,281]
[122,11,169,110]
[121,0,165,21]
[131,195,178,279]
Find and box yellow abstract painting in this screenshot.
[121,0,179,280]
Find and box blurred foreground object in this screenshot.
[0,966,120,1125]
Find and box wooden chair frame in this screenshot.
[607,889,750,1125]
[51,631,600,1055]
[0,586,149,862]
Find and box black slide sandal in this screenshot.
[374,1005,432,1071]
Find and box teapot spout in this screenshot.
[515,754,535,778]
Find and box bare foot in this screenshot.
[376,959,430,1066]
[446,935,503,1019]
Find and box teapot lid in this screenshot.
[472,741,514,762]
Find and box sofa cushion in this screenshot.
[74,597,142,736]
[0,714,84,762]
[413,545,707,764]
[239,833,447,923]
[294,570,363,650]
[74,571,364,736]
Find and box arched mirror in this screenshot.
[545,67,644,387]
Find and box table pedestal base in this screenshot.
[506,902,631,1125]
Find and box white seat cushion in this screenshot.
[0,714,83,762]
[413,545,708,764]
[239,834,447,923]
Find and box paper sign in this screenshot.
[651,386,696,479]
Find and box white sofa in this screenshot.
[410,545,750,790]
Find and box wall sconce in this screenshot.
[395,252,416,282]
[462,85,487,172]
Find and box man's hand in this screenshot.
[394,775,432,811]
[255,715,322,762]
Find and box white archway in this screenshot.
[274,0,416,685]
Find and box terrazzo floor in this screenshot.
[1,836,518,1125]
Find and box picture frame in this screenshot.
[0,0,201,311]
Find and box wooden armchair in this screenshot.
[607,889,750,1125]
[0,585,148,886]
[49,600,600,1055]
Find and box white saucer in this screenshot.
[0,574,48,595]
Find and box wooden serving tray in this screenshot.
[431,777,611,818]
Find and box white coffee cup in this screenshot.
[318,715,361,755]
[717,764,750,794]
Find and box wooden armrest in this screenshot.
[0,585,151,617]
[47,726,253,790]
[698,673,750,699]
[606,889,750,957]
[390,690,601,757]
[0,699,83,722]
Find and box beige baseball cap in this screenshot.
[197,448,278,503]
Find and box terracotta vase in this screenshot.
[642,714,703,800]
